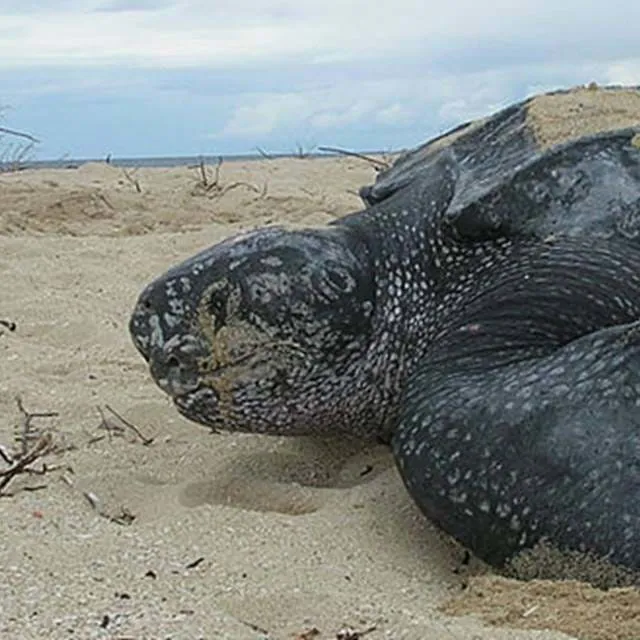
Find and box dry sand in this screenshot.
[0,137,638,638]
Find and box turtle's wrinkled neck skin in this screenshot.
[129,160,640,442]
[128,163,473,440]
[128,215,410,440]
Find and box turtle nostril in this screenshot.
[166,355,181,370]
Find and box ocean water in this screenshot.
[19,151,351,170]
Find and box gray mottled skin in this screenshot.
[130,91,640,574]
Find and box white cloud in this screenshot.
[1,1,638,70]
[220,93,308,136]
[217,79,412,137]
[1,1,639,158]
[375,104,414,126]
[604,59,640,86]
[213,56,640,145]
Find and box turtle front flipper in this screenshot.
[393,275,640,574]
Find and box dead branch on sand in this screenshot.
[0,126,39,144]
[82,487,136,525]
[103,404,154,445]
[0,120,40,172]
[255,146,275,160]
[0,397,62,495]
[88,404,154,446]
[318,146,391,172]
[60,471,136,525]
[294,142,315,159]
[122,168,142,193]
[0,318,16,337]
[191,156,264,199]
[62,404,150,525]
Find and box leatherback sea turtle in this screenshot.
[130,85,640,576]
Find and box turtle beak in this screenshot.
[147,334,203,397]
[129,286,206,400]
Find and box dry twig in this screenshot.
[237,618,269,636]
[0,397,60,495]
[255,146,274,159]
[192,156,262,199]
[0,125,40,144]
[318,146,390,171]
[336,625,377,640]
[103,404,154,445]
[82,489,135,525]
[122,168,142,193]
[0,117,39,172]
[0,318,16,336]
[15,396,58,456]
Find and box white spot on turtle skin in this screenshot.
[447,468,461,485]
[168,297,185,316]
[449,490,468,504]
[163,312,181,329]
[148,314,164,349]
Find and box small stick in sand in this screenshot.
[122,168,142,193]
[336,625,377,640]
[102,404,154,445]
[0,398,61,495]
[0,126,40,144]
[294,142,314,159]
[192,156,261,199]
[0,318,16,332]
[199,157,209,187]
[93,404,126,442]
[82,489,136,525]
[237,618,269,636]
[318,146,391,171]
[0,433,56,494]
[255,146,274,160]
[15,396,59,456]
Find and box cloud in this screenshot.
[0,1,638,158]
[220,93,308,136]
[603,59,640,86]
[97,0,174,11]
[1,1,638,70]
[217,79,415,138]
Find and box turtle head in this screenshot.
[130,226,378,435]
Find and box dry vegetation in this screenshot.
[0,123,39,173]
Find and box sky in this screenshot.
[0,1,639,160]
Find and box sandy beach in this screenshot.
[1,109,640,639]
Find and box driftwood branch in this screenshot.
[318,146,390,171]
[0,397,60,495]
[0,126,40,144]
[294,142,314,159]
[122,168,142,193]
[15,396,58,456]
[0,318,17,336]
[255,146,274,160]
[191,156,264,199]
[103,404,154,445]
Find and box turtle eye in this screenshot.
[207,282,230,331]
[209,289,226,316]
[326,265,355,293]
